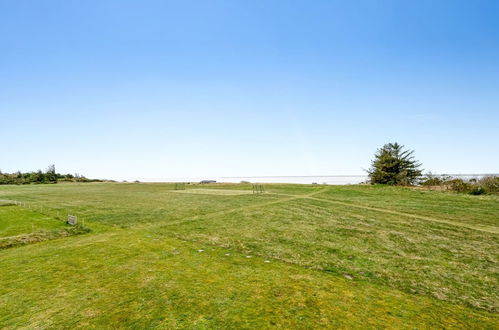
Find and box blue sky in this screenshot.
[1,0,498,180]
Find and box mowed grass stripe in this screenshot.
[161,197,498,311]
[0,183,497,323]
[172,188,254,195]
[148,188,329,229]
[313,185,499,227]
[303,196,499,234]
[0,185,284,227]
[0,229,496,329]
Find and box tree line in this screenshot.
[0,165,105,185]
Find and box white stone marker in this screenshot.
[67,215,78,225]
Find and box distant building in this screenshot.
[200,180,216,184]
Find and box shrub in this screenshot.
[479,176,499,194]
[448,179,472,193]
[469,186,486,195]
[419,173,452,186]
[441,176,499,195]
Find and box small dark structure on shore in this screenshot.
[200,180,216,184]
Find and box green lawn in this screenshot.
[0,205,88,250]
[0,205,67,238]
[0,182,497,328]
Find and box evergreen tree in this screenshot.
[368,142,422,185]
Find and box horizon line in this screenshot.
[131,173,499,181]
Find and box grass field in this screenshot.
[0,205,67,237]
[0,182,497,328]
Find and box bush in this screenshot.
[479,176,499,194]
[448,179,472,193]
[434,176,499,195]
[468,186,486,195]
[420,175,442,186]
[419,173,452,186]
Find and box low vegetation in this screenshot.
[0,165,105,185]
[420,174,499,195]
[0,182,497,328]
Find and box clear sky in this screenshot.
[1,0,498,180]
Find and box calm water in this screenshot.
[220,176,368,185]
[140,175,368,185]
[138,174,494,185]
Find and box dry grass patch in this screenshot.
[172,188,255,196]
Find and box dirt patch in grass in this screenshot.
[172,189,255,196]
